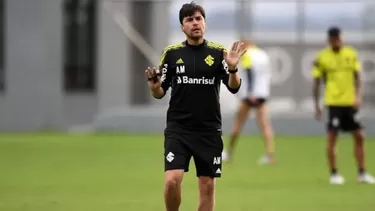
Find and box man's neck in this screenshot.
[331,46,342,52]
[186,38,204,46]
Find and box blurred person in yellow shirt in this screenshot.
[312,27,375,185]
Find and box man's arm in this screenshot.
[226,47,242,89]
[313,78,321,109]
[151,48,173,99]
[227,68,241,90]
[151,68,166,99]
[221,59,241,93]
[312,59,322,109]
[354,71,362,102]
[353,50,362,103]
[221,48,241,93]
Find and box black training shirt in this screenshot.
[156,39,241,133]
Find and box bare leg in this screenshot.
[197,176,216,211]
[327,130,339,174]
[351,128,375,183]
[225,101,250,160]
[352,129,365,174]
[164,170,184,211]
[256,103,275,163]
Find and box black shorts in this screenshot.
[327,106,362,132]
[241,98,267,107]
[164,131,223,178]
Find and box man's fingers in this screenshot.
[153,67,161,77]
[145,67,161,83]
[240,47,247,56]
[145,67,150,78]
[146,67,153,78]
[241,50,247,57]
[150,67,155,76]
[238,42,246,54]
[231,40,239,52]
[230,42,235,52]
[237,41,244,53]
[236,41,241,52]
[235,42,241,53]
[145,67,156,81]
[231,41,246,56]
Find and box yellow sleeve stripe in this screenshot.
[206,41,227,53]
[241,52,252,69]
[159,43,184,66]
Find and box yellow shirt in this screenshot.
[312,46,361,106]
[241,49,253,69]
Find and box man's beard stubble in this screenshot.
[185,30,203,41]
[189,35,201,41]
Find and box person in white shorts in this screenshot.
[222,40,275,164]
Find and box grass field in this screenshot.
[0,133,374,211]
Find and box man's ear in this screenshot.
[180,24,184,32]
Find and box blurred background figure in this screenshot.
[312,26,375,184]
[222,39,274,165]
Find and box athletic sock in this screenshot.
[331,168,337,175]
[359,168,365,175]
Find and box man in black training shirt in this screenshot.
[145,2,245,211]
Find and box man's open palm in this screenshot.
[224,41,247,69]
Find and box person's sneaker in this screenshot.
[358,173,375,184]
[258,155,276,165]
[329,174,345,185]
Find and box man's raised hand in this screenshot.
[145,67,161,91]
[224,40,248,70]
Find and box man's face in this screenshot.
[181,11,206,40]
[328,35,342,49]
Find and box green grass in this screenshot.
[0,133,374,211]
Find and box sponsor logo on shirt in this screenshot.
[177,76,215,85]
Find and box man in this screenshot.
[312,26,375,185]
[222,40,275,164]
[145,2,246,211]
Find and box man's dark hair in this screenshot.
[328,26,341,38]
[179,1,206,24]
